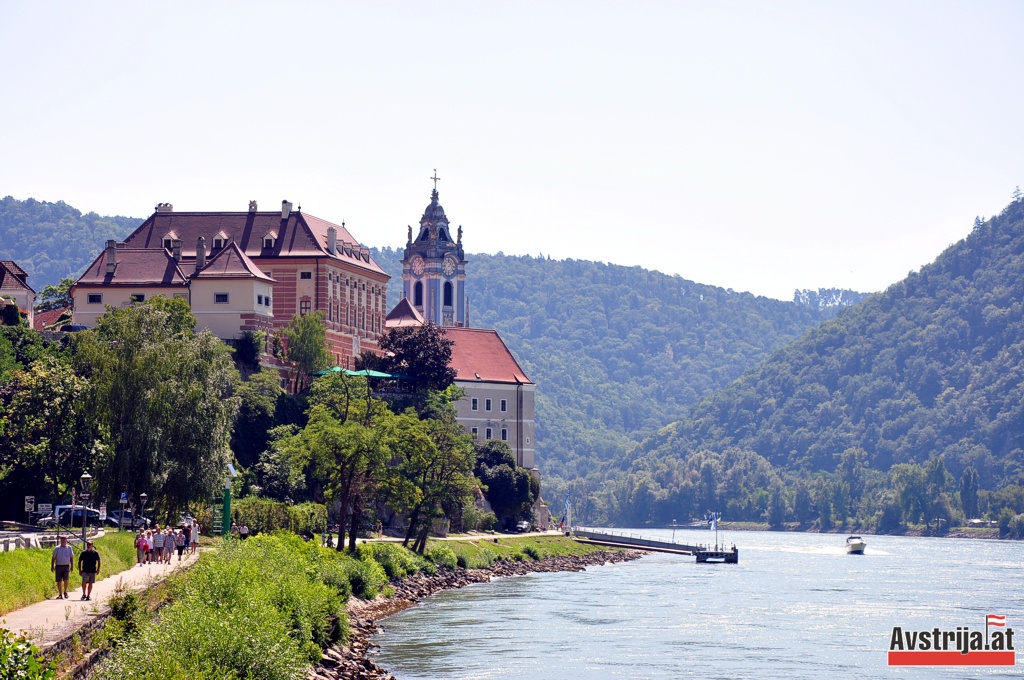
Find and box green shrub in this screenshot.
[343,555,388,600]
[521,545,542,560]
[357,543,417,579]
[426,544,457,571]
[0,626,56,679]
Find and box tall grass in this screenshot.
[0,532,136,615]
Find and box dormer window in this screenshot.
[162,238,173,250]
[161,232,178,250]
[263,232,277,249]
[212,237,225,249]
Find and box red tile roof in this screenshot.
[121,210,386,276]
[446,327,532,384]
[33,306,72,331]
[385,298,426,327]
[193,242,274,281]
[0,260,34,294]
[76,247,189,287]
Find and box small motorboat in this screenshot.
[846,535,866,555]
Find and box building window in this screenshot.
[471,427,478,438]
[212,237,225,249]
[485,398,492,411]
[471,398,478,411]
[173,293,187,299]
[501,428,508,441]
[263,236,275,249]
[300,300,311,316]
[443,281,453,306]
[500,399,507,412]
[526,437,530,445]
[413,281,423,307]
[130,293,145,303]
[485,428,492,440]
[162,238,173,249]
[87,293,102,304]
[265,296,272,307]
[300,271,312,280]
[257,294,264,305]
[214,293,229,304]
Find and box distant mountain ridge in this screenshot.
[0,196,143,291]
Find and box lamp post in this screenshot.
[80,471,92,545]
[139,493,148,530]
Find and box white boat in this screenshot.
[846,535,866,555]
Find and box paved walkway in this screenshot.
[1,552,200,647]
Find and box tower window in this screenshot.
[443,281,453,307]
[413,281,423,307]
[300,300,311,315]
[214,293,229,304]
[300,271,312,280]
[257,295,264,305]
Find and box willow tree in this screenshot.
[74,297,240,519]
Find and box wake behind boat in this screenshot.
[846,535,866,554]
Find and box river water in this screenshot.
[372,530,1024,679]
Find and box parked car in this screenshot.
[516,520,532,533]
[37,505,102,528]
[107,510,149,529]
[59,324,90,332]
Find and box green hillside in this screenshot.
[0,196,142,291]
[619,197,1024,530]
[371,247,865,486]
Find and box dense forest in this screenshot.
[0,196,142,291]
[603,195,1024,531]
[371,247,866,486]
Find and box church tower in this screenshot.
[401,177,467,327]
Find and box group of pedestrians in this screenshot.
[133,521,199,565]
[49,535,101,601]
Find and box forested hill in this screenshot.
[371,246,865,483]
[0,196,143,290]
[627,196,1024,521]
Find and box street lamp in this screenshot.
[80,471,93,545]
[139,493,148,530]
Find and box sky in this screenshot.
[1,1,1022,301]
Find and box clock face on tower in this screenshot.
[442,256,456,277]
[411,256,425,276]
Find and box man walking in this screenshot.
[78,541,101,600]
[50,536,74,599]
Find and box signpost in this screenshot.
[99,503,107,522]
[24,496,34,524]
[119,492,128,531]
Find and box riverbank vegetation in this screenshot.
[0,532,136,615]
[94,533,607,680]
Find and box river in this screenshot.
[372,530,1024,678]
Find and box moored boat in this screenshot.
[846,535,866,554]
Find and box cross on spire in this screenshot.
[431,169,441,191]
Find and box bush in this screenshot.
[521,545,542,560]
[229,497,327,535]
[343,556,388,600]
[98,533,349,679]
[0,626,56,679]
[426,544,457,571]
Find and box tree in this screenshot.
[766,483,786,529]
[960,466,980,519]
[35,277,74,312]
[793,480,813,525]
[232,371,284,468]
[283,311,330,382]
[379,323,456,393]
[74,297,239,519]
[2,356,97,497]
[475,440,533,529]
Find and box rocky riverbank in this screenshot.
[308,549,647,680]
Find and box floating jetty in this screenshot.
[572,527,738,563]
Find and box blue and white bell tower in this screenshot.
[401,173,467,327]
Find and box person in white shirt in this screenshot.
[50,536,74,599]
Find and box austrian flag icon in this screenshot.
[888,615,1016,667]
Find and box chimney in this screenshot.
[327,226,337,255]
[105,240,117,274]
[155,202,173,213]
[248,200,258,212]
[281,200,292,220]
[171,239,182,262]
[195,237,206,273]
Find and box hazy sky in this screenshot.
[2,2,1022,300]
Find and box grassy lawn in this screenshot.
[0,531,137,615]
[428,534,613,569]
